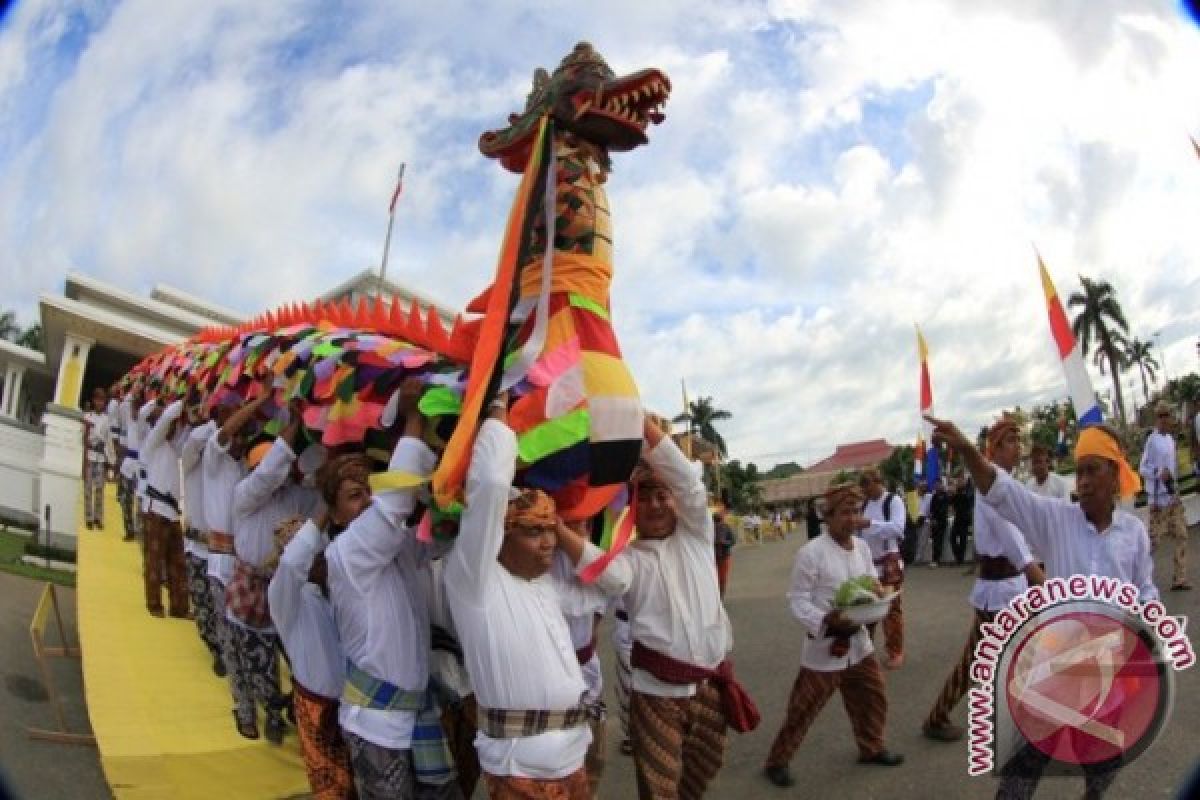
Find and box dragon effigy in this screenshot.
[119,42,670,550]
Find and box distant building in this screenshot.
[0,268,451,548]
[757,438,896,508]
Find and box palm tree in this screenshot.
[1124,337,1159,409]
[0,310,20,341]
[1068,276,1130,424]
[673,395,732,458]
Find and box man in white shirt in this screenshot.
[1140,403,1191,591]
[270,454,368,800]
[921,416,1044,743]
[763,483,903,789]
[445,394,624,799]
[180,405,224,674]
[1024,443,1071,501]
[912,482,932,565]
[325,380,461,800]
[204,394,258,733]
[226,403,319,744]
[141,398,189,618]
[117,388,142,541]
[927,415,1156,799]
[596,415,759,800]
[856,467,906,669]
[82,387,112,530]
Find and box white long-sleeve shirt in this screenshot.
[1139,430,1178,508]
[134,401,154,501]
[118,396,138,478]
[84,410,112,464]
[969,468,1033,612]
[599,433,732,698]
[787,533,877,671]
[859,492,906,564]
[181,421,214,557]
[982,469,1158,601]
[143,400,185,521]
[202,434,244,585]
[269,520,343,699]
[552,551,608,704]
[1024,472,1071,501]
[446,419,617,779]
[325,436,437,750]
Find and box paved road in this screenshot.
[0,572,108,800]
[0,528,1196,800]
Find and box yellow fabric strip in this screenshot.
[368,470,429,492]
[1074,427,1142,499]
[518,251,613,305]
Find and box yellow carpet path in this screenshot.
[78,485,310,799]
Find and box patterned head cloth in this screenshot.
[823,482,863,516]
[504,488,557,531]
[316,453,372,507]
[1074,425,1142,499]
[986,414,1019,456]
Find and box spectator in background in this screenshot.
[1025,444,1070,501]
[928,481,950,567]
[948,477,974,566]
[912,482,931,565]
[1140,403,1191,591]
[806,500,822,541]
[714,511,736,598]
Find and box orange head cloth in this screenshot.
[504,488,557,531]
[247,441,273,471]
[822,482,863,517]
[986,414,1019,457]
[1074,426,1142,499]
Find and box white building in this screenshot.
[0,268,450,548]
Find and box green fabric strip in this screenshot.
[569,293,609,321]
[517,408,590,463]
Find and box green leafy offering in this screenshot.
[834,576,880,608]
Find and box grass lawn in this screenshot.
[0,528,75,587]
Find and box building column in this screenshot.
[7,366,26,418]
[0,364,13,418]
[53,333,93,411]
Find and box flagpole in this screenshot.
[377,163,406,298]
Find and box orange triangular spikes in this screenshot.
[335,298,354,327]
[387,295,406,333]
[353,296,371,328]
[424,307,448,350]
[372,297,389,330]
[405,298,423,335]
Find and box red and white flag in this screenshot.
[388,164,406,215]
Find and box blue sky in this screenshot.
[3,0,1199,467]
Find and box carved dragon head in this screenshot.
[479,42,671,173]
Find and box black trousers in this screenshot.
[949,519,970,564]
[931,521,948,563]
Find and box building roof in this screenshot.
[806,438,895,473]
[150,284,245,327]
[320,268,455,323]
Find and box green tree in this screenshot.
[16,323,42,351]
[673,395,732,458]
[878,444,915,489]
[1124,338,1158,409]
[1068,276,1130,424]
[763,461,803,479]
[0,310,20,341]
[720,459,763,511]
[1165,372,1200,406]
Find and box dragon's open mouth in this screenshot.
[571,69,671,143]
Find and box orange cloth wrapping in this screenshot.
[504,488,557,530]
[1074,427,1142,499]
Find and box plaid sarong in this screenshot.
[225,559,272,630]
[478,703,590,739]
[342,660,456,786]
